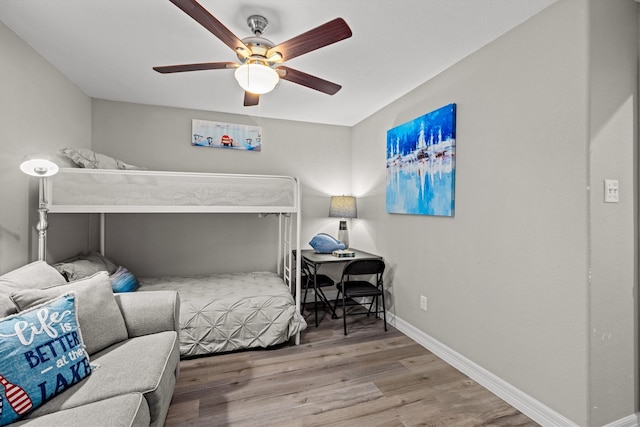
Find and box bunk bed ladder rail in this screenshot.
[280,214,298,291]
[279,179,302,345]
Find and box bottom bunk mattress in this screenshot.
[137,271,307,357]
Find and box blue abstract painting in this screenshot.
[386,103,456,216]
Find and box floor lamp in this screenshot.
[329,196,357,248]
[20,158,59,261]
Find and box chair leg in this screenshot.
[313,281,319,327]
[301,283,309,314]
[316,287,338,319]
[366,296,377,318]
[381,291,387,332]
[332,289,341,317]
[342,292,348,335]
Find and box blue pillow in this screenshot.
[110,266,139,293]
[0,293,91,425]
[309,233,346,253]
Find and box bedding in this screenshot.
[137,271,306,357]
[49,169,295,209]
[53,252,138,293]
[53,251,118,281]
[60,147,144,170]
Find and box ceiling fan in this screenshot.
[153,0,353,106]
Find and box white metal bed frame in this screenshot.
[36,168,302,344]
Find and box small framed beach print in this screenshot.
[192,119,262,151]
[386,103,456,216]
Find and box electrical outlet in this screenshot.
[420,295,428,311]
[604,179,619,203]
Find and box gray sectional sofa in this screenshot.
[0,261,180,427]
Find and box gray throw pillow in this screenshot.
[10,271,129,355]
[53,251,118,281]
[0,260,66,290]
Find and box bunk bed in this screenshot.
[38,168,305,357]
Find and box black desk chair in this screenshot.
[293,251,336,327]
[333,259,387,335]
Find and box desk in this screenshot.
[301,249,383,325]
[301,248,382,266]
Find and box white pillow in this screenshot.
[60,147,144,170]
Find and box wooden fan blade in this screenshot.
[266,18,352,62]
[153,62,237,74]
[244,91,260,106]
[170,0,249,54]
[277,66,341,95]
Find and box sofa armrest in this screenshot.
[114,291,180,338]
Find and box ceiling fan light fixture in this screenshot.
[234,62,279,95]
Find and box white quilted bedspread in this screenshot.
[137,272,307,357]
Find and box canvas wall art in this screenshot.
[386,103,456,216]
[192,119,262,151]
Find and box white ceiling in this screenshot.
[0,0,558,126]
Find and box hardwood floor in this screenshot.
[165,309,538,427]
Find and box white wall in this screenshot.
[352,0,636,425]
[89,99,352,276]
[0,20,92,272]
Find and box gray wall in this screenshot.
[89,99,352,276]
[350,0,637,425]
[0,20,92,271]
[588,0,638,425]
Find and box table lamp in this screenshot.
[329,196,357,248]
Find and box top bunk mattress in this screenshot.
[45,168,298,213]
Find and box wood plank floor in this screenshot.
[165,308,539,427]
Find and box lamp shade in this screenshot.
[19,159,59,177]
[234,63,279,95]
[329,196,357,218]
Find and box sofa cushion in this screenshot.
[16,393,150,427]
[0,261,66,291]
[0,262,67,318]
[0,293,91,426]
[10,272,128,355]
[114,291,180,338]
[52,252,118,282]
[0,295,17,318]
[25,330,179,426]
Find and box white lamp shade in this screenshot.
[20,159,59,177]
[329,196,357,218]
[234,63,279,95]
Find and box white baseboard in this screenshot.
[389,313,639,427]
[602,413,639,427]
[387,312,581,427]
